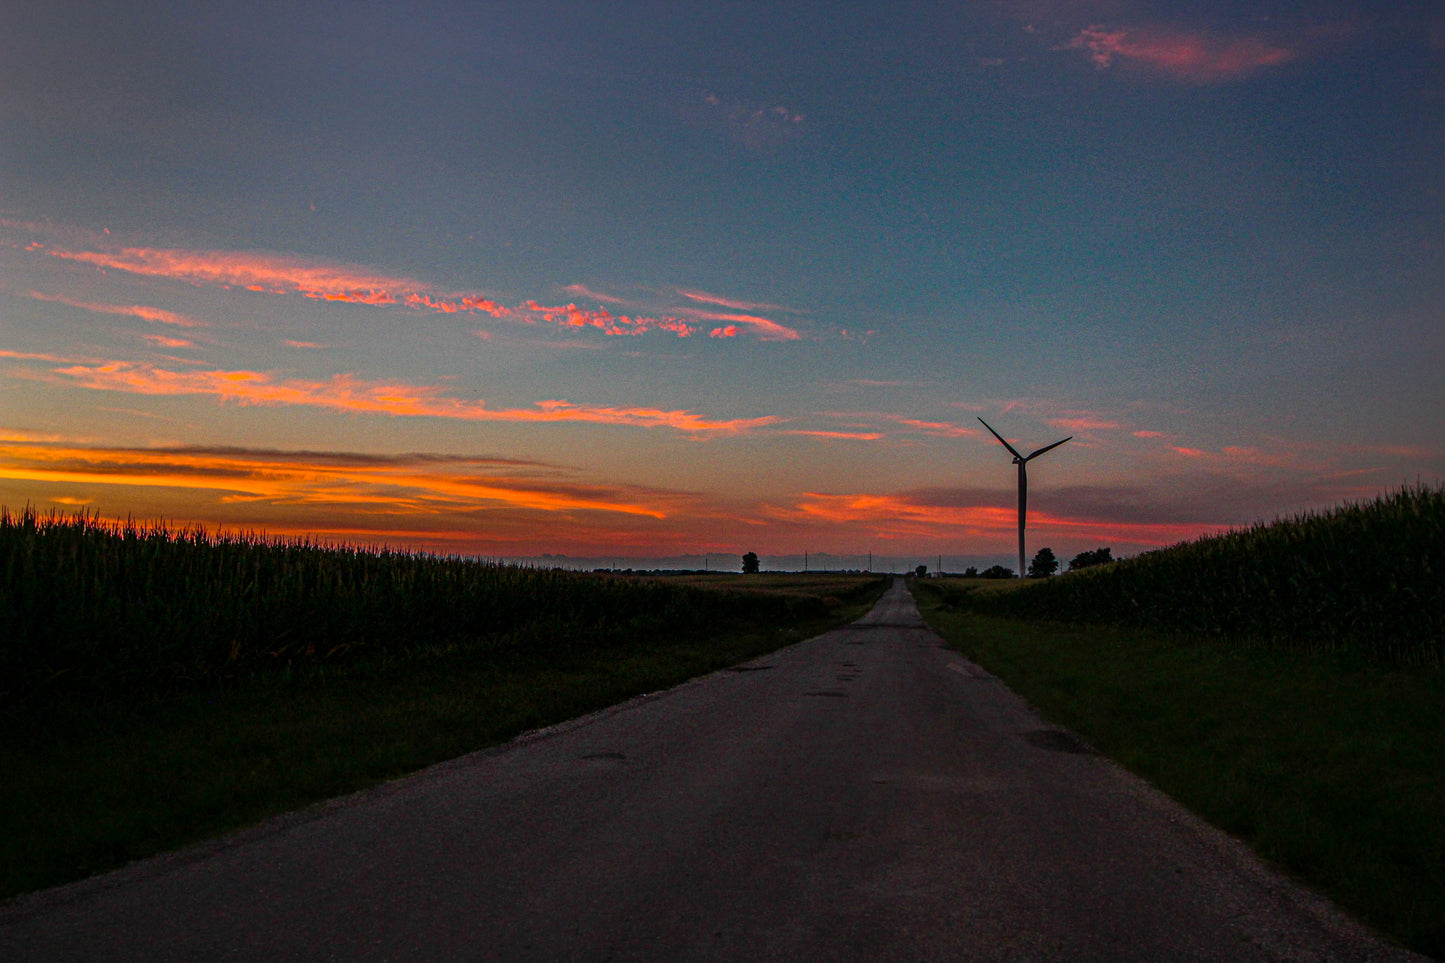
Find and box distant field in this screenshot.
[638,571,880,597]
[0,508,887,899]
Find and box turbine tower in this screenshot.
[978,418,1071,578]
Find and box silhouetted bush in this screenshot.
[1068,547,1113,570]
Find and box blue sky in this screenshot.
[2,1,1442,568]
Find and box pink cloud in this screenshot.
[676,288,793,314]
[27,291,202,327]
[48,361,778,435]
[1066,25,1296,82]
[1047,416,1120,431]
[35,233,802,343]
[692,311,801,342]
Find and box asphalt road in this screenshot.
[1,579,1426,961]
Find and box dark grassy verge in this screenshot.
[913,582,1445,958]
[2,576,885,901]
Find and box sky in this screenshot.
[2,0,1442,571]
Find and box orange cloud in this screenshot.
[0,440,690,520]
[518,301,695,337]
[45,246,518,319]
[141,334,194,349]
[1067,25,1295,82]
[1,349,78,363]
[781,430,885,441]
[27,291,202,327]
[47,361,779,435]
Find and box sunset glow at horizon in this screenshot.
[3,3,1441,570]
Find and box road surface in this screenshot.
[1,579,1425,961]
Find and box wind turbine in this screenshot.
[978,418,1071,578]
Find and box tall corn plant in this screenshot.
[0,508,822,698]
[963,485,1444,666]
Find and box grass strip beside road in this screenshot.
[2,576,885,902]
[913,583,1445,959]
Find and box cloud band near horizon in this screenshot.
[41,360,779,435]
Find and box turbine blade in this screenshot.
[978,418,1024,460]
[1024,436,1072,461]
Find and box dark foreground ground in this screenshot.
[0,581,1425,961]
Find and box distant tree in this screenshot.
[741,551,760,574]
[1068,547,1113,571]
[963,566,979,578]
[915,564,928,578]
[979,564,1015,579]
[1028,547,1059,578]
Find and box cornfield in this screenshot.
[952,485,1445,666]
[1,508,846,698]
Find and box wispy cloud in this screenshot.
[780,430,886,441]
[0,349,82,363]
[782,489,1217,548]
[141,334,194,349]
[38,240,801,342]
[46,246,514,315]
[1046,415,1120,432]
[692,92,807,151]
[689,310,802,341]
[45,360,779,435]
[517,300,696,338]
[885,416,979,439]
[27,290,203,327]
[1065,24,1296,82]
[812,411,983,441]
[0,439,694,521]
[676,289,795,314]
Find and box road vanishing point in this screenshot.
[1,580,1425,961]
